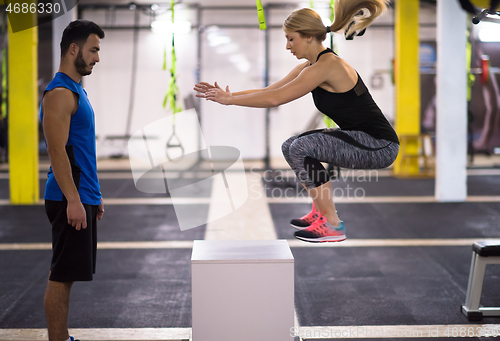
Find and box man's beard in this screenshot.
[75,50,92,76]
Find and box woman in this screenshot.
[194,0,399,243]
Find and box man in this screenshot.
[40,20,105,341]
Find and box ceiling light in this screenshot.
[151,20,192,34]
[207,32,231,47]
[478,22,500,42]
[216,43,239,55]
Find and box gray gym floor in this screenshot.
[1,160,500,340]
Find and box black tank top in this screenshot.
[311,48,399,144]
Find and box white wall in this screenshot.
[80,5,404,161]
[82,7,198,158]
[200,27,267,160]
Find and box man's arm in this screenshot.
[42,87,87,230]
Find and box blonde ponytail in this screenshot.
[283,0,389,42]
[330,0,390,38]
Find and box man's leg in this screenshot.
[44,278,73,341]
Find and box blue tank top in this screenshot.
[40,72,101,205]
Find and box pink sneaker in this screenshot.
[290,203,319,230]
[294,215,346,243]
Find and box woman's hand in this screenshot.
[196,81,232,105]
[205,84,232,105]
[193,81,221,97]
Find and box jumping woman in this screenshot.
[194,0,399,243]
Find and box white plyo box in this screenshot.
[191,240,295,341]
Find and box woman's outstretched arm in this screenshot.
[200,61,328,108]
[194,61,310,99]
[194,81,263,97]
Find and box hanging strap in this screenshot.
[164,0,184,161]
[163,0,182,117]
[324,0,336,129]
[330,0,335,23]
[256,0,267,30]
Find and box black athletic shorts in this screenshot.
[45,199,98,282]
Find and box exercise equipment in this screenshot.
[164,0,184,161]
[325,0,336,130]
[191,240,294,341]
[256,0,266,30]
[330,0,335,24]
[106,6,139,158]
[390,54,495,84]
[480,55,490,84]
[105,2,187,161]
[461,240,500,321]
[471,0,500,6]
[473,0,500,24]
[467,55,499,85]
[458,0,500,24]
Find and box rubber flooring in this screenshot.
[1,174,500,335]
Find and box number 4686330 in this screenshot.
[6,2,61,14]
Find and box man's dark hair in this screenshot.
[60,20,105,57]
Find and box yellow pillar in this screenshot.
[394,0,421,176]
[7,3,39,204]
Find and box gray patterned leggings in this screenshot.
[282,128,399,189]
